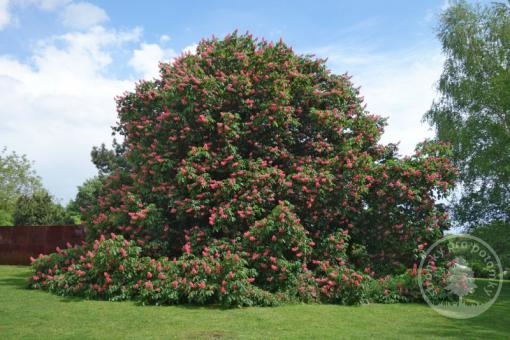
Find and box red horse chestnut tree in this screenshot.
[30,32,457,306]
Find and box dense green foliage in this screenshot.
[470,220,510,277]
[0,147,43,225]
[13,190,72,226]
[31,32,457,305]
[424,1,510,229]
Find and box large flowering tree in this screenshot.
[30,32,457,306]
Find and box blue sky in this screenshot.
[0,0,469,203]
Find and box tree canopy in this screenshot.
[13,189,70,226]
[90,139,130,176]
[0,147,43,225]
[424,1,510,229]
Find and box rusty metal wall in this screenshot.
[0,225,87,265]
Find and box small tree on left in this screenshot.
[0,147,73,226]
[0,147,43,225]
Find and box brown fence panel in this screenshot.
[0,225,87,265]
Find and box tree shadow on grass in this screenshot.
[0,267,30,289]
[405,313,510,339]
[58,296,86,303]
[127,301,234,311]
[400,286,510,339]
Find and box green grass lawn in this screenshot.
[0,266,509,339]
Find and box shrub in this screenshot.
[30,235,143,301]
[29,234,279,306]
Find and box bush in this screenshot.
[31,32,458,306]
[29,234,279,306]
[30,235,141,300]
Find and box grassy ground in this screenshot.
[0,266,509,339]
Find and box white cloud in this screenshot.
[128,42,204,81]
[0,0,11,29]
[60,1,108,29]
[33,0,71,11]
[182,43,198,55]
[315,43,443,156]
[0,26,141,202]
[129,43,177,79]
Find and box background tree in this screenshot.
[68,138,123,222]
[90,138,130,176]
[424,1,510,230]
[0,147,43,225]
[66,176,104,223]
[470,221,510,277]
[13,189,72,225]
